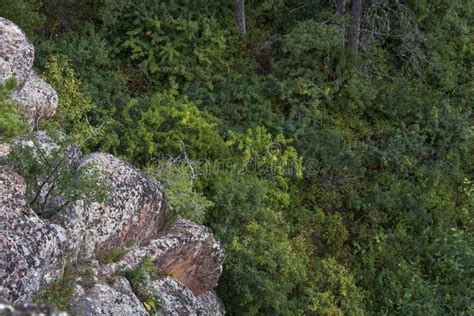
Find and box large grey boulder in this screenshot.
[0,17,58,127]
[0,17,33,89]
[12,71,59,127]
[0,166,68,303]
[54,153,167,256]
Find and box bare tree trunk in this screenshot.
[235,0,246,39]
[336,0,345,15]
[336,0,346,48]
[348,0,363,53]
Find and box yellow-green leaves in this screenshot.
[42,56,99,147]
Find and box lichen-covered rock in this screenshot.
[0,166,68,303]
[0,300,68,316]
[0,18,57,127]
[0,17,34,89]
[196,290,226,315]
[106,218,225,295]
[12,71,58,127]
[151,277,224,316]
[70,277,148,316]
[55,153,167,256]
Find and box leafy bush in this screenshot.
[147,159,213,224]
[0,0,44,40]
[101,0,237,93]
[40,55,101,148]
[226,126,303,179]
[0,78,27,142]
[99,89,228,164]
[35,27,127,111]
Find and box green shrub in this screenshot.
[147,159,213,224]
[121,256,161,315]
[7,135,108,218]
[207,175,307,315]
[41,55,102,149]
[0,78,27,142]
[95,248,128,265]
[0,0,44,40]
[100,89,228,164]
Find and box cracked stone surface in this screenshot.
[0,165,68,303]
[12,71,58,127]
[71,276,148,316]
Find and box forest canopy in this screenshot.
[1,0,473,314]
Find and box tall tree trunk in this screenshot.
[348,0,363,53]
[235,0,246,39]
[336,0,345,15]
[336,0,346,48]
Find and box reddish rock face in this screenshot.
[106,218,226,296]
[152,220,225,295]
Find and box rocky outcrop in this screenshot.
[55,153,167,256]
[68,272,225,316]
[0,17,57,127]
[0,166,68,303]
[69,218,225,315]
[0,17,226,315]
[0,159,225,314]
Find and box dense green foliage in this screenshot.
[4,0,473,314]
[0,78,27,142]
